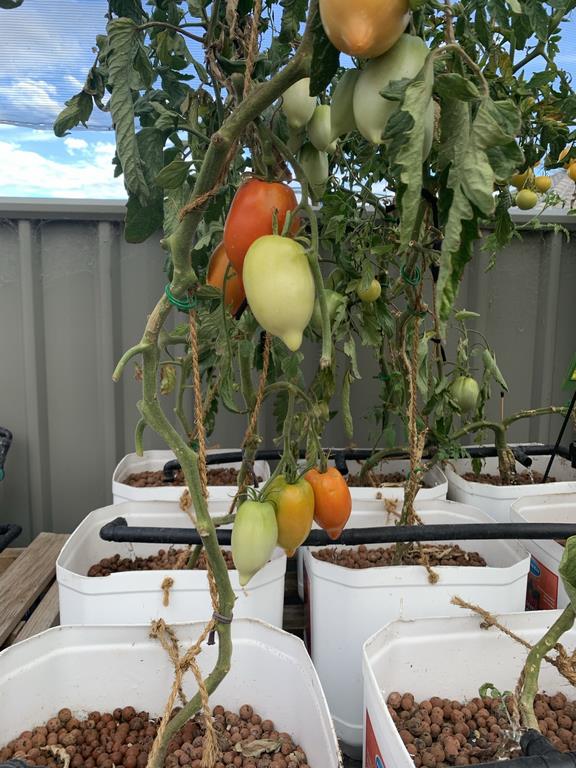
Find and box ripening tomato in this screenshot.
[206,242,246,316]
[319,0,410,59]
[231,499,278,587]
[305,466,352,540]
[265,475,315,557]
[223,179,300,274]
[515,189,538,210]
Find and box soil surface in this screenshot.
[461,471,554,487]
[347,471,431,488]
[0,704,311,768]
[123,468,262,488]
[87,548,235,577]
[388,691,576,766]
[313,543,486,569]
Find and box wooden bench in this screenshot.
[0,532,68,649]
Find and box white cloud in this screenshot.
[0,79,62,118]
[0,139,126,199]
[0,125,58,142]
[64,74,85,90]
[64,137,89,152]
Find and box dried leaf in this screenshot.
[234,739,281,757]
[42,746,71,768]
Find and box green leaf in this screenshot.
[109,0,146,20]
[559,537,576,610]
[436,97,521,334]
[279,0,307,43]
[523,0,550,42]
[53,91,93,137]
[343,336,360,379]
[0,0,24,7]
[342,369,354,440]
[482,349,509,392]
[125,194,164,243]
[107,17,150,206]
[454,310,481,320]
[435,74,480,102]
[386,54,434,251]
[155,159,192,188]
[506,0,521,11]
[309,9,340,96]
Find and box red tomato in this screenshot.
[223,179,300,273]
[207,242,246,316]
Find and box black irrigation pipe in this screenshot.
[0,524,22,554]
[475,730,576,768]
[100,518,576,548]
[161,444,574,481]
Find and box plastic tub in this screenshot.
[0,619,342,766]
[303,500,530,757]
[343,458,447,503]
[112,449,271,504]
[510,492,576,610]
[445,455,576,523]
[363,610,575,768]
[57,501,286,626]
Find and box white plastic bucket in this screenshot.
[303,500,530,757]
[363,610,576,768]
[343,458,448,504]
[510,492,576,610]
[57,501,286,626]
[112,450,271,504]
[0,619,342,766]
[296,467,448,600]
[445,455,576,523]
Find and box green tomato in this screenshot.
[515,189,538,210]
[357,279,382,303]
[243,235,315,352]
[450,376,480,414]
[231,499,278,587]
[281,77,317,130]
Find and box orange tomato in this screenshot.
[319,0,410,59]
[207,242,246,315]
[305,466,352,540]
[223,179,300,274]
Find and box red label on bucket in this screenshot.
[526,556,558,611]
[365,712,386,768]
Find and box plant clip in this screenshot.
[164,284,197,312]
[400,265,422,286]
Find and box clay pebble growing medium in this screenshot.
[387,691,576,766]
[87,548,236,577]
[0,704,311,768]
[461,472,554,487]
[313,544,487,569]
[123,468,262,488]
[346,472,431,488]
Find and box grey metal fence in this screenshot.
[0,199,574,540]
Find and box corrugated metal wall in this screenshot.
[1,200,574,540]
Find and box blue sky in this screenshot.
[1,1,576,199]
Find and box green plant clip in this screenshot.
[165,284,197,312]
[401,265,422,286]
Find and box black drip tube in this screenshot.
[0,524,22,554]
[474,730,576,768]
[100,519,576,548]
[161,444,571,482]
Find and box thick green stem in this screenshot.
[186,543,203,569]
[175,356,194,441]
[518,606,575,729]
[302,202,332,369]
[134,418,146,456]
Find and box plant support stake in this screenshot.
[543,388,576,482]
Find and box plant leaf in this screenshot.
[53,91,93,137]
[435,74,480,102]
[309,9,340,96]
[342,369,353,439]
[156,159,192,188]
[107,17,150,205]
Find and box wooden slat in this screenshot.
[0,532,68,646]
[14,582,60,643]
[0,547,24,576]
